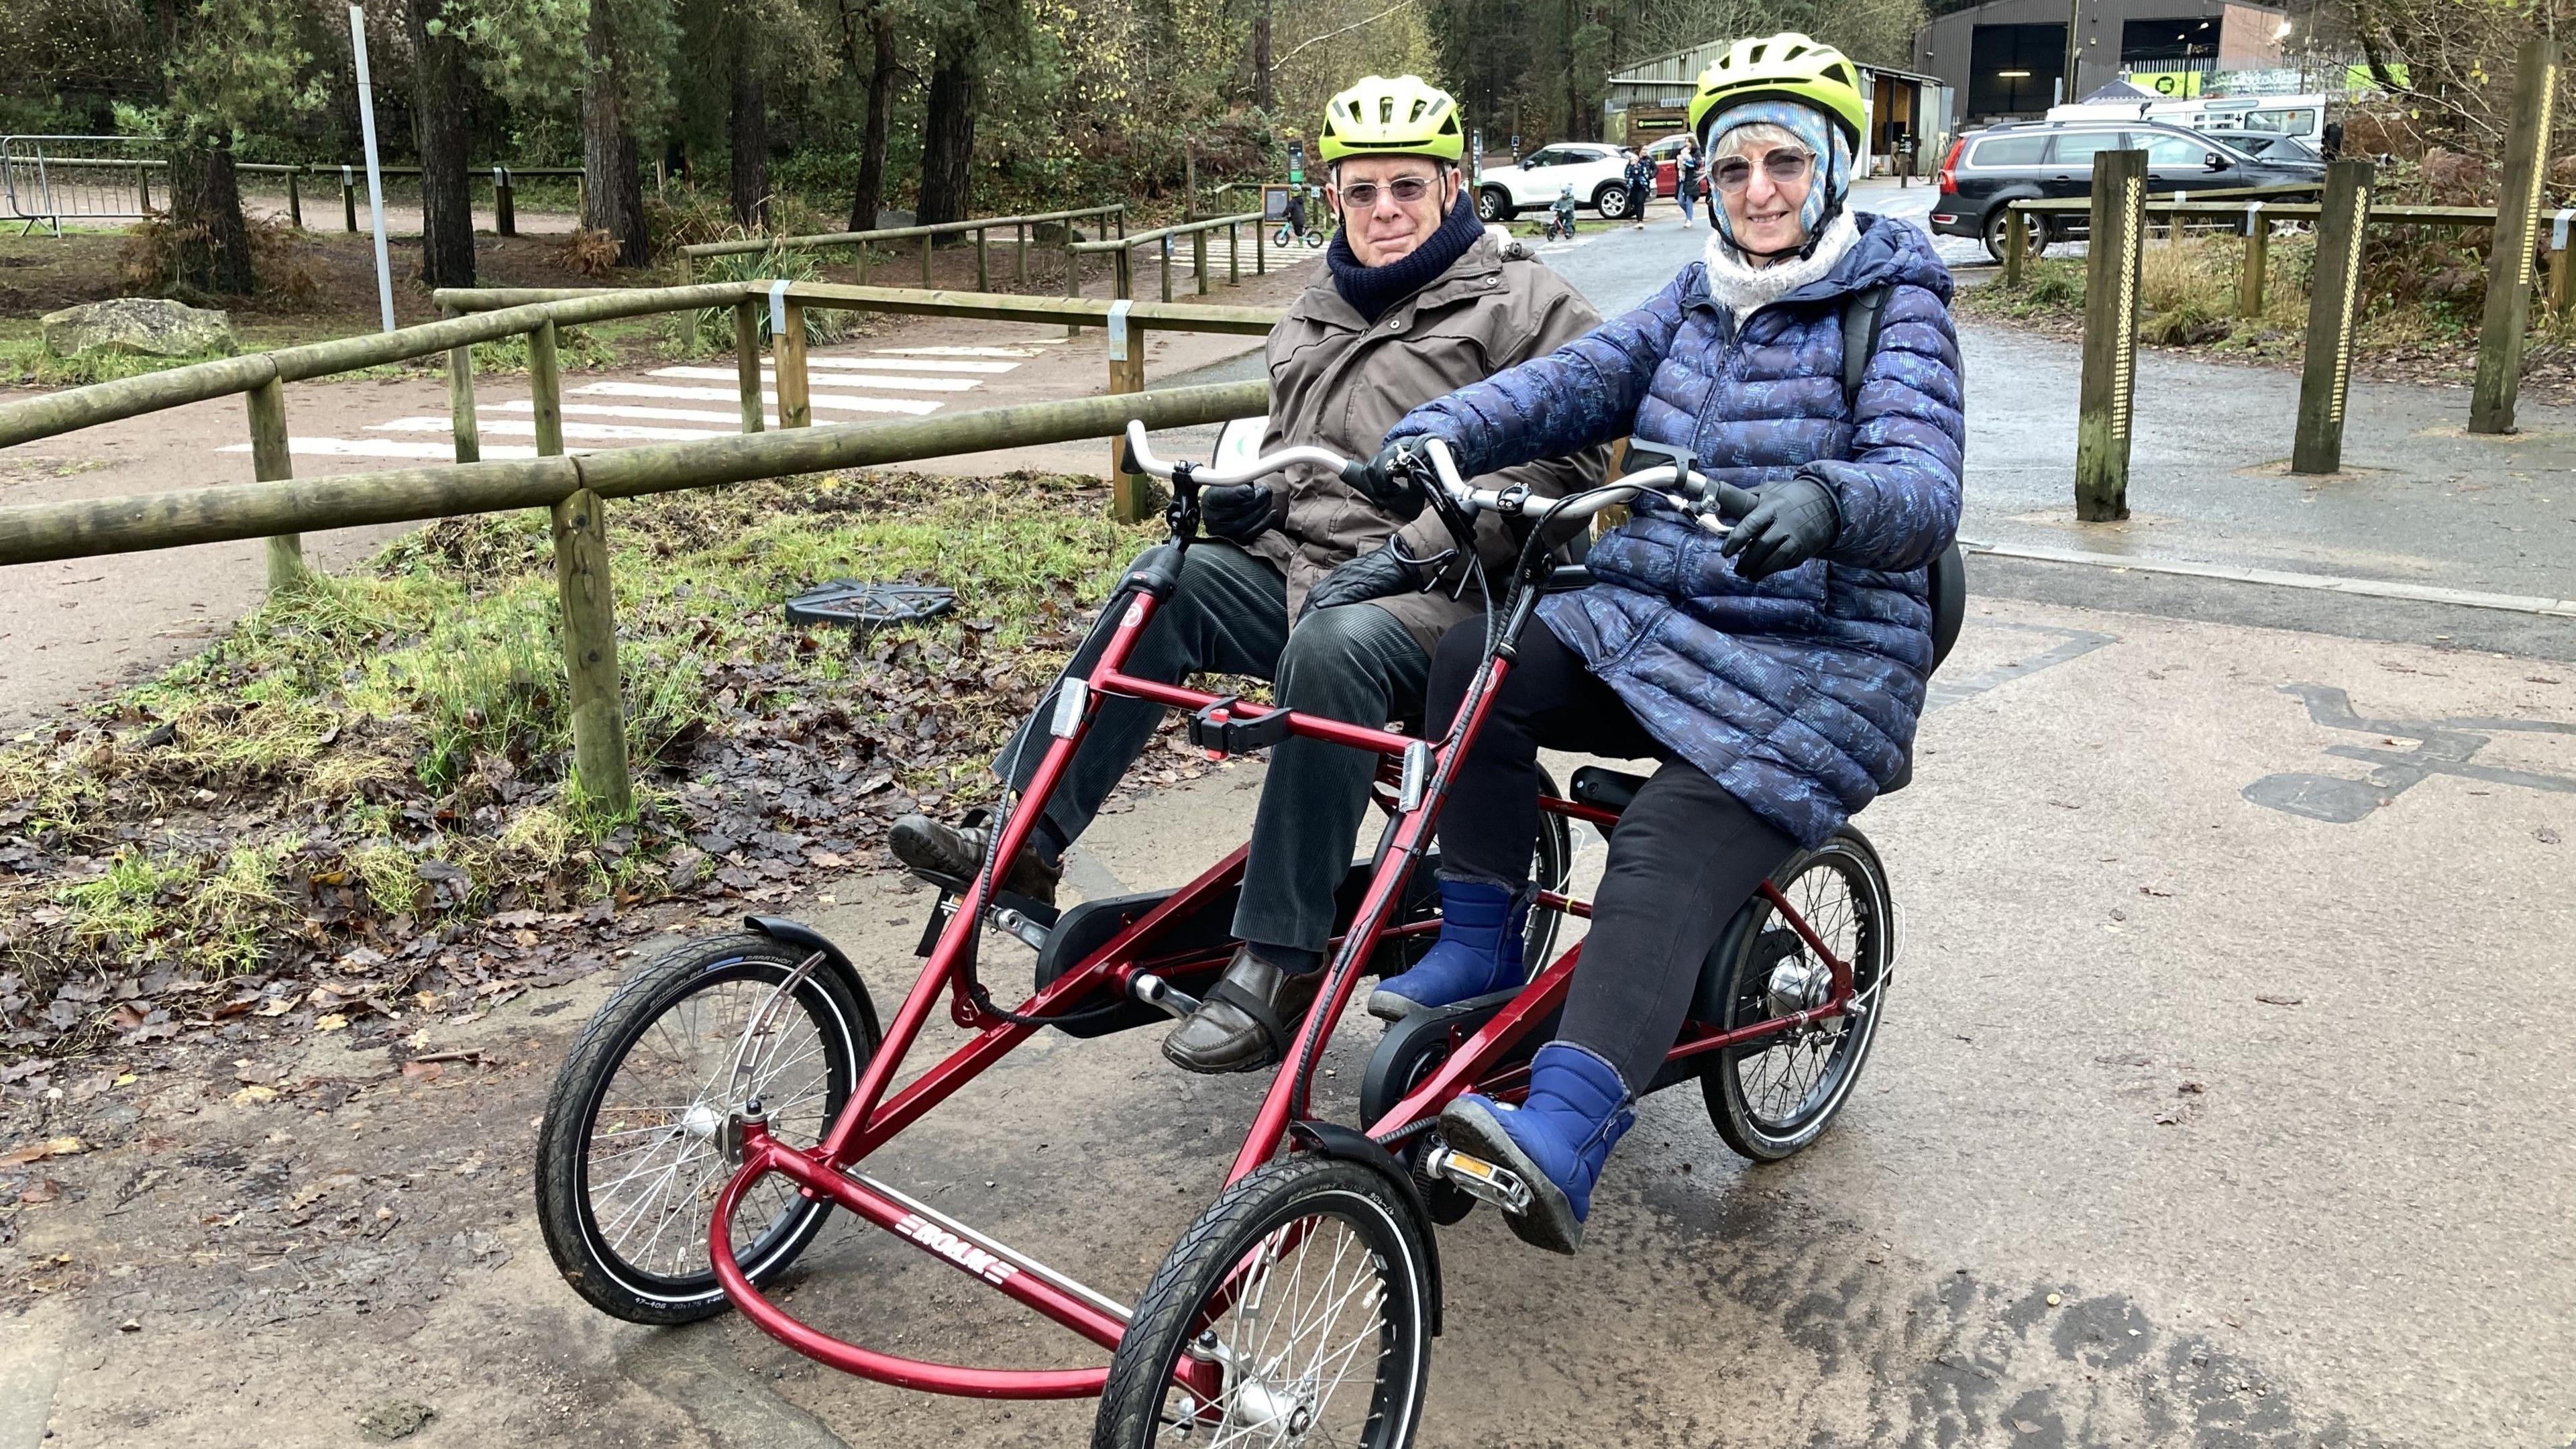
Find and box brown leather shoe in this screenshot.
[1161,946,1321,1075]
[888,814,1061,906]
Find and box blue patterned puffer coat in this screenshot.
[1387,213,1966,847]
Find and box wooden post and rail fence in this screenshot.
[0,280,1281,814]
[681,205,1129,294]
[2000,38,2564,504]
[1069,212,1269,305]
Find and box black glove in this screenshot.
[1198,481,1284,544]
[1300,540,1425,619]
[1721,475,1840,581]
[1340,440,1428,523]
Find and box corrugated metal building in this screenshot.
[1605,43,1955,177]
[1912,0,2286,125]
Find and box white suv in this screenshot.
[1474,142,1635,221]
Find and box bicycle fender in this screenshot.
[1287,1120,1445,1336]
[743,915,883,1045]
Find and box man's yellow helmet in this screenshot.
[1318,75,1466,164]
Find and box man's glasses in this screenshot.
[1337,175,1438,209]
[1710,150,1814,193]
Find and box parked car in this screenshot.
[1930,119,2324,263]
[1474,142,1637,221]
[2195,129,2326,166]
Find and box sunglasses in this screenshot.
[1711,150,1815,193]
[1337,175,1439,209]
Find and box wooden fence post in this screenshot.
[1116,248,1134,303]
[2471,38,2559,435]
[550,488,632,816]
[286,168,301,229]
[1160,237,1173,303]
[1016,221,1028,288]
[528,321,566,457]
[1256,213,1267,275]
[2003,201,2027,286]
[976,226,990,290]
[495,167,516,237]
[2293,158,2375,474]
[1193,227,1210,296]
[775,302,812,428]
[1107,312,1151,522]
[2074,150,2146,523]
[137,164,151,214]
[443,309,480,464]
[1065,244,1083,337]
[2552,211,2576,317]
[855,241,871,287]
[1227,221,1239,286]
[243,378,307,590]
[920,233,934,289]
[342,166,358,232]
[732,301,765,433]
[2238,206,2269,318]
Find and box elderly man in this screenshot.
[890,74,1605,1073]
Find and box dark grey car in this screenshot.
[1930,120,2322,262]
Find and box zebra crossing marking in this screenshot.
[220,437,557,460]
[372,416,733,442]
[496,400,780,427]
[572,381,943,415]
[869,345,1049,358]
[806,356,1016,374]
[647,366,977,393]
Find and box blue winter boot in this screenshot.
[1436,1042,1635,1254]
[1366,877,1529,1021]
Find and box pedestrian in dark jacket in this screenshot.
[1623,150,1655,227]
[1353,34,1964,1256]
[1674,137,1704,225]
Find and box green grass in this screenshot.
[0,470,1148,998]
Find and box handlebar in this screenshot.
[1118,421,1733,535]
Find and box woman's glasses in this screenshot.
[1710,150,1814,193]
[1337,175,1438,209]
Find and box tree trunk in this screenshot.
[729,29,769,229]
[166,142,256,295]
[582,0,650,268]
[849,1,897,231]
[915,24,979,227]
[407,0,476,287]
[1252,2,1272,111]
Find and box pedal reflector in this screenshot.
[1424,1144,1533,1214]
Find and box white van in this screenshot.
[2045,93,2330,146]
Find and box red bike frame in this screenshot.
[704,559,1860,1401]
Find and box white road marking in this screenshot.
[219,437,559,460]
[648,366,976,393]
[869,345,1047,358]
[494,400,780,427]
[572,381,942,415]
[805,356,1016,374]
[372,416,732,442]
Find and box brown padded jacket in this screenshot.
[1244,229,1609,657]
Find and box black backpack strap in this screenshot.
[1838,284,1891,412]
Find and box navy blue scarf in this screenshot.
[1325,190,1485,323]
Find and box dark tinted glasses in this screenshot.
[1711,150,1814,193]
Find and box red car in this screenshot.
[1642,133,1693,197]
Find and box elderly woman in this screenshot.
[1350,34,1966,1254]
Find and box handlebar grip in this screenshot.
[1338,458,1380,495]
[1712,480,1760,522]
[1119,437,1144,478]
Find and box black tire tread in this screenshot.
[1093,1157,1430,1449]
[533,932,868,1326]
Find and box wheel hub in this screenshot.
[1764,955,1827,1018]
[680,1103,723,1141]
[1229,1370,1316,1440]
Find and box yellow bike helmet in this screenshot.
[1318,75,1466,164]
[1685,34,1866,150]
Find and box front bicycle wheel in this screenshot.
[535,932,876,1324]
[1095,1158,1433,1448]
[1699,829,1892,1163]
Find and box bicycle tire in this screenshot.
[1093,1157,1434,1448]
[535,932,876,1324]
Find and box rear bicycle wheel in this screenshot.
[1094,1158,1434,1448]
[535,933,875,1324]
[1699,830,1892,1162]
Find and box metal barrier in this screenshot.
[1,136,172,234]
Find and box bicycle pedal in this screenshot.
[1422,1144,1532,1215]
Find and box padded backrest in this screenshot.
[1926,539,1966,672]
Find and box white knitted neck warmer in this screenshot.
[1700,210,1858,325]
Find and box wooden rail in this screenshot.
[681,205,1127,294]
[1069,211,1268,303]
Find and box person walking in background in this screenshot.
[1624,148,1655,229]
[1675,136,1705,225]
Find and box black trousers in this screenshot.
[1430,619,1796,1091]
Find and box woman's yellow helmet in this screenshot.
[1685,34,1867,150]
[1318,75,1466,164]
